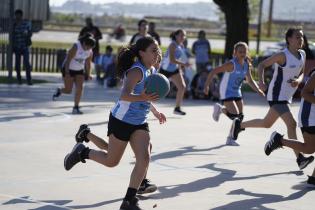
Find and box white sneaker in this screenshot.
[226,136,240,146]
[212,103,223,122]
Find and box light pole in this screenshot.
[256,0,263,55]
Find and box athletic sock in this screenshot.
[124,187,137,201]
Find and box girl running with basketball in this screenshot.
[160,29,190,115]
[231,28,314,169]
[203,42,265,145]
[63,37,166,210]
[52,33,95,114]
[265,68,315,186]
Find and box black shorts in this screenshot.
[61,68,84,77]
[301,126,315,134]
[159,68,179,78]
[221,97,242,102]
[107,113,149,142]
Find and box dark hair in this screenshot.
[78,33,95,48]
[285,27,303,45]
[138,19,148,29]
[198,30,206,38]
[14,9,23,16]
[116,37,156,79]
[170,29,185,41]
[106,45,113,52]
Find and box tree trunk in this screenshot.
[213,0,249,59]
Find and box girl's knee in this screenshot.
[262,121,272,128]
[106,158,121,167]
[63,89,72,94]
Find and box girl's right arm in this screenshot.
[257,52,285,91]
[120,68,159,102]
[301,73,315,104]
[203,61,234,95]
[64,44,77,74]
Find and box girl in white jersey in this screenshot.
[63,37,166,210]
[204,42,265,145]
[231,28,314,170]
[52,33,95,114]
[160,29,190,115]
[265,69,315,186]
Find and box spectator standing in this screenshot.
[79,17,102,62]
[148,22,161,46]
[13,9,32,85]
[129,19,151,45]
[192,30,211,74]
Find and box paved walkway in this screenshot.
[0,73,314,210]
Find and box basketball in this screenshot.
[145,73,170,98]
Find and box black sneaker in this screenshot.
[120,197,143,210]
[52,88,61,101]
[307,176,315,187]
[230,118,241,140]
[137,179,157,194]
[174,107,186,115]
[64,143,86,171]
[75,124,90,143]
[297,154,314,170]
[264,131,283,156]
[72,106,83,115]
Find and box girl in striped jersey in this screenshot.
[265,69,315,186]
[63,37,166,210]
[231,28,314,169]
[204,42,265,145]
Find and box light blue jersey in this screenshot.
[161,41,184,72]
[219,57,248,100]
[111,61,155,125]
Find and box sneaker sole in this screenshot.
[64,143,83,171]
[137,186,158,194]
[264,131,278,156]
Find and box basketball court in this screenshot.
[0,73,314,210]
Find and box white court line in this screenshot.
[0,193,73,210]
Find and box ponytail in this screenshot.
[116,45,137,79]
[116,36,157,79]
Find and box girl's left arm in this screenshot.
[150,103,166,124]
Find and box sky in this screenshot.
[50,0,211,6]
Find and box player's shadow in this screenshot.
[151,145,227,162]
[1,196,72,209]
[210,187,314,210]
[0,112,53,122]
[149,163,303,200]
[1,195,123,210]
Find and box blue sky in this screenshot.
[50,0,211,6]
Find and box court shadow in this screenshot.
[211,187,314,210]
[2,196,72,210]
[1,195,123,210]
[151,163,303,200]
[151,144,227,162]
